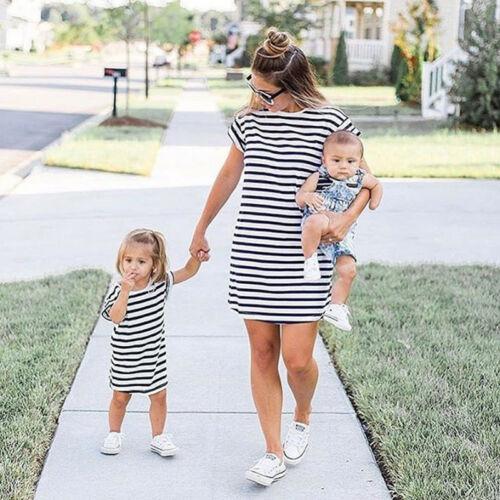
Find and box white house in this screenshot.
[0,0,42,52]
[301,0,475,72]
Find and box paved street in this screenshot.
[0,63,144,174]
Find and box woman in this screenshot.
[189,28,372,486]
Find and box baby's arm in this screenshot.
[172,256,202,284]
[296,172,324,211]
[361,173,383,210]
[108,289,130,324]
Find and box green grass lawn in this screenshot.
[0,270,110,499]
[208,80,418,118]
[208,80,499,179]
[321,264,500,500]
[362,128,499,179]
[44,86,180,175]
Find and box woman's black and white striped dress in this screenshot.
[228,107,360,324]
[101,273,173,395]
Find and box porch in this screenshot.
[303,0,391,70]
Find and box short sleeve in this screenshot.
[338,116,361,136]
[228,115,246,152]
[165,271,175,300]
[101,283,121,322]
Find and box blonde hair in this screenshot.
[116,228,168,283]
[241,27,328,115]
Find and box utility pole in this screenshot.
[144,1,150,99]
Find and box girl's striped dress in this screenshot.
[227,107,360,324]
[101,272,173,395]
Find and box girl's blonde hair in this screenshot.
[241,27,328,115]
[116,228,168,283]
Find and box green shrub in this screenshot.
[333,31,349,85]
[450,0,500,130]
[308,56,329,85]
[390,45,403,84]
[350,66,390,86]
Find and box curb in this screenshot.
[0,106,112,199]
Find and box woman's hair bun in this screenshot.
[262,27,292,57]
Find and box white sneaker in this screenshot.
[100,432,122,455]
[245,453,286,486]
[150,433,178,457]
[304,253,321,281]
[283,421,310,465]
[324,303,352,331]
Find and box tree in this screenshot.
[246,0,315,41]
[333,31,349,85]
[104,1,143,113]
[392,0,440,103]
[150,1,194,70]
[450,0,500,129]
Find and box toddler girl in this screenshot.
[100,228,201,456]
[296,131,382,331]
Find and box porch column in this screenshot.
[381,0,392,66]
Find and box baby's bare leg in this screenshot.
[302,213,330,258]
[109,391,132,432]
[331,255,357,304]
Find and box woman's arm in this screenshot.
[190,144,244,260]
[172,256,201,284]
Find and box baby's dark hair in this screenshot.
[324,130,364,158]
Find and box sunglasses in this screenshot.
[246,75,286,105]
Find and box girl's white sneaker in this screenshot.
[304,253,321,281]
[150,433,178,457]
[245,453,286,486]
[324,303,352,331]
[101,432,122,455]
[283,421,310,465]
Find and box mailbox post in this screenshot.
[104,67,127,117]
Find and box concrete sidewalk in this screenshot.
[1,79,498,499]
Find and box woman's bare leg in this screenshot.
[282,322,319,425]
[245,319,283,458]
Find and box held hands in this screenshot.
[305,192,325,213]
[189,231,211,262]
[121,271,137,292]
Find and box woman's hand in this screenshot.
[320,211,354,243]
[190,231,211,262]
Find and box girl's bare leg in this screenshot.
[302,213,329,258]
[245,319,283,458]
[149,389,167,437]
[331,255,357,304]
[109,390,132,432]
[282,322,319,425]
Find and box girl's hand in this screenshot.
[320,211,353,243]
[305,193,325,212]
[190,231,210,262]
[121,272,136,292]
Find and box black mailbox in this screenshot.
[104,67,127,78]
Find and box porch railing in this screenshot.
[346,39,385,66]
[421,48,464,119]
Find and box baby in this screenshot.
[296,130,382,331]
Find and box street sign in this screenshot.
[104,67,127,78]
[103,67,127,117]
